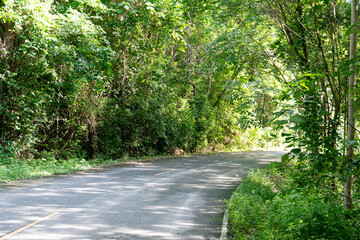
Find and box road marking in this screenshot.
[0,212,60,240]
[220,209,229,240]
[155,169,177,176]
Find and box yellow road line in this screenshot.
[155,169,177,176]
[0,212,60,240]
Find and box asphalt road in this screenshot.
[0,151,283,240]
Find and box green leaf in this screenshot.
[289,115,304,124]
[273,120,288,125]
[290,148,301,154]
[288,193,300,200]
[348,140,357,146]
[281,153,290,163]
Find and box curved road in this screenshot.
[0,151,283,240]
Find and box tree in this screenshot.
[216,0,358,211]
[345,0,358,211]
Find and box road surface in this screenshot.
[0,151,283,239]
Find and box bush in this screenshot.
[226,164,360,240]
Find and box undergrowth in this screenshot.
[0,153,170,183]
[226,163,360,240]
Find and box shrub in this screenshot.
[226,164,360,240]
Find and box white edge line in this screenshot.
[220,209,229,240]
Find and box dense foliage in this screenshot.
[227,163,360,239]
[1,0,360,234]
[0,0,282,163]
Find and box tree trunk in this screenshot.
[345,0,358,211]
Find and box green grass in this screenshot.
[0,126,284,183]
[0,154,175,183]
[226,163,360,240]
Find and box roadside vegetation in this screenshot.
[0,126,282,182]
[0,0,283,181]
[0,152,182,182]
[1,0,360,236]
[227,162,360,239]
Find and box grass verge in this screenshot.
[0,154,176,183]
[226,162,360,240]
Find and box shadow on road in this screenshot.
[0,151,284,239]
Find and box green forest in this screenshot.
[1,0,360,238]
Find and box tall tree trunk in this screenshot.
[345,0,358,211]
